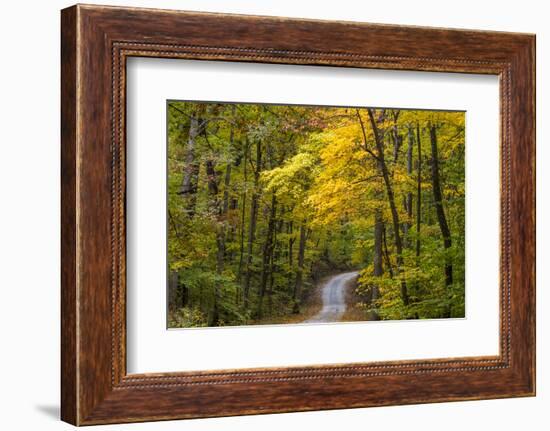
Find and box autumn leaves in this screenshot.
[167,102,465,327]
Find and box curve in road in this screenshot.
[304,271,359,323]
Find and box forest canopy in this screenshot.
[167,101,466,328]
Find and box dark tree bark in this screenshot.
[403,126,414,246]
[382,222,395,279]
[179,114,201,216]
[236,140,248,286]
[267,252,275,315]
[221,125,235,259]
[222,163,231,214]
[207,117,235,325]
[167,207,186,312]
[168,271,180,310]
[373,211,383,279]
[391,110,402,163]
[243,138,262,310]
[429,124,453,318]
[292,223,307,313]
[416,123,422,260]
[205,160,218,195]
[367,209,384,320]
[205,157,223,325]
[212,229,224,325]
[268,211,283,315]
[287,220,295,294]
[258,193,277,318]
[364,109,409,307]
[222,164,237,264]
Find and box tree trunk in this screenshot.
[416,123,422,260]
[205,157,222,325]
[404,127,414,246]
[373,211,383,279]
[168,271,180,310]
[366,109,409,307]
[269,212,283,315]
[287,220,295,294]
[429,124,452,317]
[179,115,200,215]
[205,160,218,195]
[222,130,234,265]
[391,111,402,163]
[222,164,231,214]
[258,193,277,318]
[292,223,307,313]
[393,130,403,163]
[243,138,262,310]
[382,222,395,279]
[368,209,383,320]
[208,121,235,325]
[211,229,224,325]
[236,141,248,286]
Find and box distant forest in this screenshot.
[167,101,465,328]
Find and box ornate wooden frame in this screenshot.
[61,4,535,425]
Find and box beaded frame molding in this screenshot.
[61,4,535,425]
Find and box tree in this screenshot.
[429,123,453,317]
[364,109,409,307]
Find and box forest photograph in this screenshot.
[167,100,466,328]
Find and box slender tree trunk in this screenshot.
[258,193,277,318]
[429,124,453,317]
[287,220,295,295]
[404,127,414,246]
[167,209,185,311]
[416,123,422,260]
[208,119,235,325]
[269,212,283,315]
[243,192,258,309]
[227,197,238,263]
[222,105,238,266]
[391,111,402,163]
[181,282,188,308]
[365,109,409,307]
[243,139,262,310]
[367,209,383,320]
[292,223,307,313]
[212,229,224,325]
[236,142,248,285]
[168,271,180,311]
[205,160,218,195]
[373,212,384,279]
[268,251,275,315]
[412,122,423,307]
[205,158,222,325]
[382,223,395,278]
[222,165,231,214]
[179,115,200,215]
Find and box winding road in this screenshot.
[304,271,359,323]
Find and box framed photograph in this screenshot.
[61,4,535,425]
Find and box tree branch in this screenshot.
[355,109,381,162]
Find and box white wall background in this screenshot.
[0,0,545,429]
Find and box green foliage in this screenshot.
[167,102,466,327]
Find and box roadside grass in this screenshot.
[340,276,371,322]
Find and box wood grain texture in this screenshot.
[60,5,78,425]
[60,4,535,425]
